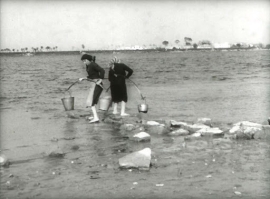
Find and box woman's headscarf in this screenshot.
[109,56,120,67]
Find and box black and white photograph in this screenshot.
[1,0,270,198]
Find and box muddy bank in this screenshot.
[1,107,270,199]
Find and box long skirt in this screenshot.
[110,83,128,103]
[86,82,103,107]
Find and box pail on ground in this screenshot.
[99,96,112,111]
[61,97,74,111]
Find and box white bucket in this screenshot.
[99,96,112,111]
[61,97,75,111]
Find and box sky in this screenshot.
[1,0,270,51]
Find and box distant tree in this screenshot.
[25,47,28,52]
[193,43,198,49]
[41,46,43,51]
[175,40,180,45]
[198,40,212,46]
[184,37,192,46]
[82,44,85,49]
[162,41,169,48]
[46,46,51,51]
[266,44,270,49]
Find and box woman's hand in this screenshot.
[96,79,103,89]
[79,78,85,82]
[96,79,102,85]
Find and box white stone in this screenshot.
[197,127,223,135]
[170,120,188,127]
[197,118,212,126]
[183,124,210,133]
[169,128,189,136]
[119,148,151,169]
[228,122,266,139]
[233,121,262,128]
[147,121,160,125]
[191,132,201,137]
[133,132,150,139]
[229,125,241,134]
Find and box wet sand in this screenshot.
[1,51,270,198]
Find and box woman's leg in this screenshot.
[113,102,118,114]
[89,106,99,123]
[120,101,129,116]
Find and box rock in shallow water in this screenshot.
[168,128,190,136]
[228,121,268,140]
[147,121,160,126]
[131,132,151,142]
[197,118,212,127]
[119,148,151,169]
[196,127,223,136]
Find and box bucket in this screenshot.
[61,97,75,111]
[138,103,148,113]
[99,96,112,111]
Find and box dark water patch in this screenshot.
[212,76,230,81]
[16,145,31,148]
[0,107,12,110]
[110,136,129,142]
[261,64,270,68]
[43,108,59,112]
[31,117,41,120]
[111,143,128,154]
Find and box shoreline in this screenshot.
[0,48,269,56]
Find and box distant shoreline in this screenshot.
[0,47,269,56]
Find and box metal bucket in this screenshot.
[61,97,74,111]
[138,103,148,113]
[99,97,112,111]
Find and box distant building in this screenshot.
[213,42,231,48]
[182,45,194,49]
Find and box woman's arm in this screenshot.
[94,63,105,79]
[124,64,133,79]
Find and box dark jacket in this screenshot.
[108,63,133,85]
[86,62,105,79]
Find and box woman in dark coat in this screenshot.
[108,57,133,116]
[79,54,105,123]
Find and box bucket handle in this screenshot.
[63,90,72,99]
[127,79,146,101]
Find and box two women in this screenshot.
[79,54,133,123]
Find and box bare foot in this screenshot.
[120,113,130,116]
[87,116,94,120]
[89,119,99,124]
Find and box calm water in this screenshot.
[1,50,270,198]
[0,50,270,158]
[1,50,270,118]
